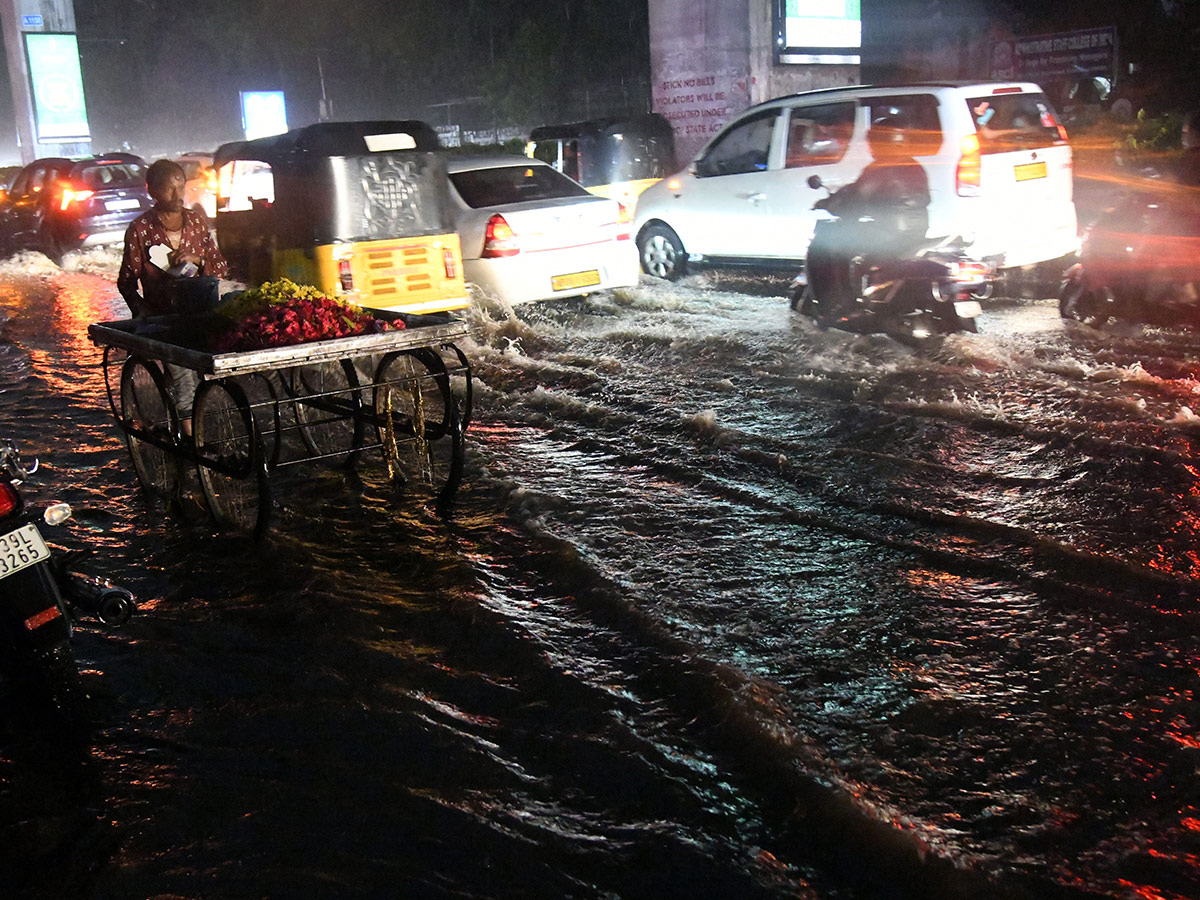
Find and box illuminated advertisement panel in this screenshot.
[240,91,288,140]
[775,0,861,65]
[24,33,90,142]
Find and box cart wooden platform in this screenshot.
[88,313,472,539]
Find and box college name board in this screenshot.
[991,26,1116,82]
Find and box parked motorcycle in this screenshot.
[1059,184,1200,328]
[0,439,135,709]
[792,175,989,339]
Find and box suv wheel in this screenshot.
[638,224,686,280]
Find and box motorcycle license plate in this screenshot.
[954,300,983,318]
[552,269,601,292]
[1014,161,1047,182]
[0,523,50,580]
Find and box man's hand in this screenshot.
[170,250,203,267]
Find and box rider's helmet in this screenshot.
[867,113,906,159]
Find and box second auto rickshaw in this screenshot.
[213,120,469,315]
[525,114,676,213]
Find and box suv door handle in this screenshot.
[740,192,766,203]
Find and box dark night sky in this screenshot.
[0,0,1192,166]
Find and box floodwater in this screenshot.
[2,250,1200,900]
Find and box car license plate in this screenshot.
[1014,161,1047,182]
[106,198,141,211]
[0,523,50,581]
[551,269,601,292]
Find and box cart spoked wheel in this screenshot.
[372,350,464,506]
[119,356,181,504]
[287,360,365,464]
[102,345,129,421]
[193,378,270,539]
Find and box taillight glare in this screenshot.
[616,202,632,241]
[0,480,21,518]
[957,133,982,197]
[60,186,95,211]
[482,214,519,258]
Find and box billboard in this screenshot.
[240,90,288,140]
[776,0,861,64]
[24,32,89,142]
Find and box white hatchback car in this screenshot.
[634,82,1078,282]
[445,156,640,305]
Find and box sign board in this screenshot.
[775,0,861,65]
[991,27,1117,82]
[240,90,288,140]
[21,14,43,27]
[434,124,461,148]
[654,69,751,147]
[23,32,89,142]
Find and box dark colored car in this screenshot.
[0,153,151,260]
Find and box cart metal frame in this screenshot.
[88,313,473,539]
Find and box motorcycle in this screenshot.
[1059,184,1200,328]
[0,439,135,708]
[791,174,990,339]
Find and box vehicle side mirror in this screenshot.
[807,174,823,190]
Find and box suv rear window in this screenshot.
[861,94,944,156]
[73,162,145,190]
[966,92,1063,153]
[450,165,589,208]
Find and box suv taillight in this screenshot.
[482,214,519,258]
[956,134,982,197]
[0,481,22,518]
[60,186,95,211]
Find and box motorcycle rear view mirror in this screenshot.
[807,174,823,190]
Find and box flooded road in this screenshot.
[2,251,1200,900]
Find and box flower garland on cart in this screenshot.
[215,278,404,351]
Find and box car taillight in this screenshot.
[338,259,354,292]
[482,214,519,258]
[0,481,22,518]
[1057,123,1069,142]
[60,187,95,210]
[616,202,632,241]
[957,133,982,197]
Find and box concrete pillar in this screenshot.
[0,0,86,163]
[650,0,859,165]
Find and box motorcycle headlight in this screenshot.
[43,502,72,526]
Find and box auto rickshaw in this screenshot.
[213,120,469,315]
[525,114,676,213]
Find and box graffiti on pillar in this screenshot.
[653,69,751,159]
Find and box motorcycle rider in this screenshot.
[804,113,931,318]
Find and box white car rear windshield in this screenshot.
[966,92,1064,153]
[450,165,590,209]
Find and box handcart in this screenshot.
[88,313,472,539]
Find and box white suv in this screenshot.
[634,82,1077,282]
